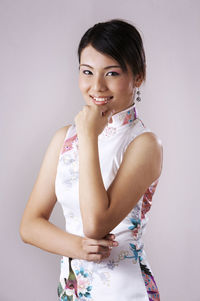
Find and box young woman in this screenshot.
[20,19,163,300]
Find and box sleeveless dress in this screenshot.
[55,103,160,301]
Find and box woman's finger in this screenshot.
[83,236,118,247]
[87,245,110,254]
[88,238,118,248]
[104,233,115,240]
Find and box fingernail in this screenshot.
[112,241,118,246]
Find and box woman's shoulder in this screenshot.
[49,124,71,144]
[125,129,163,180]
[54,124,73,139]
[49,124,73,155]
[128,118,163,154]
[128,118,162,146]
[133,128,162,145]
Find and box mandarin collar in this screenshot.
[99,103,138,139]
[108,103,138,127]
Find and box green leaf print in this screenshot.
[57,281,63,297]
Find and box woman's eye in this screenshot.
[107,71,119,76]
[81,70,119,76]
[82,70,92,75]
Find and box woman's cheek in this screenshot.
[113,78,129,92]
[79,76,89,91]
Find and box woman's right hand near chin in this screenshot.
[80,233,119,262]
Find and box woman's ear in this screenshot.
[134,73,143,87]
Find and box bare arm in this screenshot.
[19,125,117,261]
[78,132,163,239]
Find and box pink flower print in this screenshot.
[77,274,90,292]
[128,218,141,239]
[102,126,116,137]
[65,279,78,297]
[122,110,134,125]
[75,267,92,299]
[141,180,159,220]
[61,134,78,155]
[64,257,78,297]
[132,226,139,238]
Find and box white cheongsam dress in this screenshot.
[55,103,161,301]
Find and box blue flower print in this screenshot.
[74,267,92,299]
[125,243,143,262]
[128,218,141,230]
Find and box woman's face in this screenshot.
[79,44,139,114]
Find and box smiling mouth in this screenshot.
[90,95,113,102]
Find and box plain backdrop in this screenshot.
[0,0,200,300]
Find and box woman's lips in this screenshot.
[90,95,113,105]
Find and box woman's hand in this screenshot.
[75,104,115,139]
[80,233,118,262]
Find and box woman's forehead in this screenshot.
[80,45,119,66]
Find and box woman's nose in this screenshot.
[92,76,107,92]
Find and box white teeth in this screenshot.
[93,96,112,102]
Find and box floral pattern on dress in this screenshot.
[122,107,137,125]
[140,262,160,301]
[128,217,141,239]
[58,258,79,300]
[99,104,138,140]
[100,126,116,138]
[106,249,130,270]
[105,203,144,270]
[58,258,93,301]
[75,267,92,299]
[138,180,160,300]
[141,179,159,220]
[61,134,78,155]
[73,259,111,292]
[123,180,160,299]
[61,155,79,188]
[104,179,160,292]
[59,135,79,189]
[125,243,144,263]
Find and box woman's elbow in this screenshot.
[83,229,99,240]
[19,221,28,243]
[83,222,107,240]
[19,218,33,244]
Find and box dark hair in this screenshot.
[77,19,146,82]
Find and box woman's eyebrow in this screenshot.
[79,64,121,69]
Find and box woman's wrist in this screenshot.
[78,133,98,146]
[72,235,86,260]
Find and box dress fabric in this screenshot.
[55,103,160,301]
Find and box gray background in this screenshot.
[1,0,200,300]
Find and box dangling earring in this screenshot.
[136,87,141,102]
